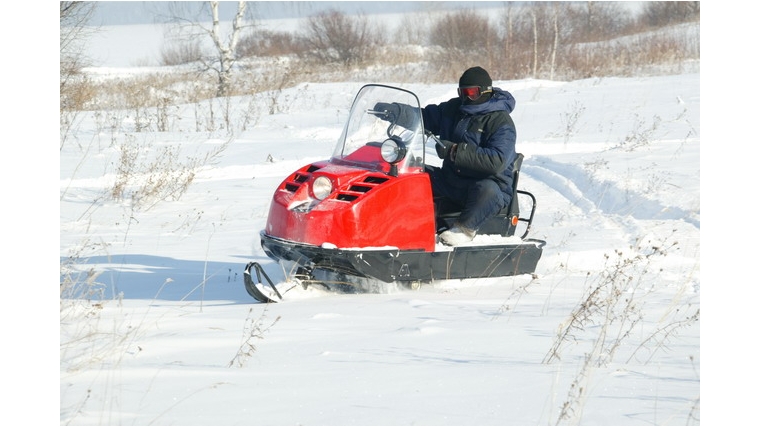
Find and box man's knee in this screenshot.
[473,179,502,199]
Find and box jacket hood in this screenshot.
[460,88,515,115]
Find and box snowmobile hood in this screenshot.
[459,88,516,115]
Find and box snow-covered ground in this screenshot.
[54,15,715,427]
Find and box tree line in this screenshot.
[61,1,699,111]
[232,2,699,80]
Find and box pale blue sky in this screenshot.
[90,1,507,26]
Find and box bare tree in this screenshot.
[502,2,574,80]
[550,3,559,80]
[209,1,246,96]
[530,7,538,78]
[503,3,514,70]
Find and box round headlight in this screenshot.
[312,176,333,200]
[380,137,407,164]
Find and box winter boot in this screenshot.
[439,224,476,246]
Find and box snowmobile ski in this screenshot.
[243,262,282,303]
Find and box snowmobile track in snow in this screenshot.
[522,156,699,247]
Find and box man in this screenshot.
[375,66,518,246]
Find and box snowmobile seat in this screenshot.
[436,153,525,238]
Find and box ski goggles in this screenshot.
[458,86,492,100]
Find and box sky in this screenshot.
[88,1,506,25]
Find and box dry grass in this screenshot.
[228,306,281,368]
[542,236,699,424]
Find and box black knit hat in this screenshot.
[459,66,492,88]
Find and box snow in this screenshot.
[50,17,738,427]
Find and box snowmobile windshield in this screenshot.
[333,85,426,174]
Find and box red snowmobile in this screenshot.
[244,84,545,302]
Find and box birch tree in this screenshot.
[549,3,559,81]
[531,9,538,78]
[168,1,251,97]
[208,1,246,97]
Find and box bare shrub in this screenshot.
[60,78,98,149]
[556,100,586,145]
[160,40,204,66]
[640,1,700,27]
[561,1,635,43]
[429,9,500,76]
[60,245,108,302]
[111,137,229,211]
[619,114,661,151]
[560,23,699,80]
[228,306,281,368]
[61,1,97,148]
[61,74,99,112]
[301,9,383,66]
[60,1,96,102]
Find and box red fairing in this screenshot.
[265,161,436,252]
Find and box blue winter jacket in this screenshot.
[422,88,518,194]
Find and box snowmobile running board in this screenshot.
[245,236,546,303]
[259,232,545,284]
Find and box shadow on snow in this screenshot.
[60,253,278,302]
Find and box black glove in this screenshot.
[371,102,399,121]
[435,139,456,160]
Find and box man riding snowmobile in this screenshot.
[373,66,518,246]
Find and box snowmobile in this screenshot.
[244,84,545,303]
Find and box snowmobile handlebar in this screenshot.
[425,131,445,148]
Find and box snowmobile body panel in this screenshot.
[264,155,436,251]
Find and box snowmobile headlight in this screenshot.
[380,137,407,164]
[312,176,333,200]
